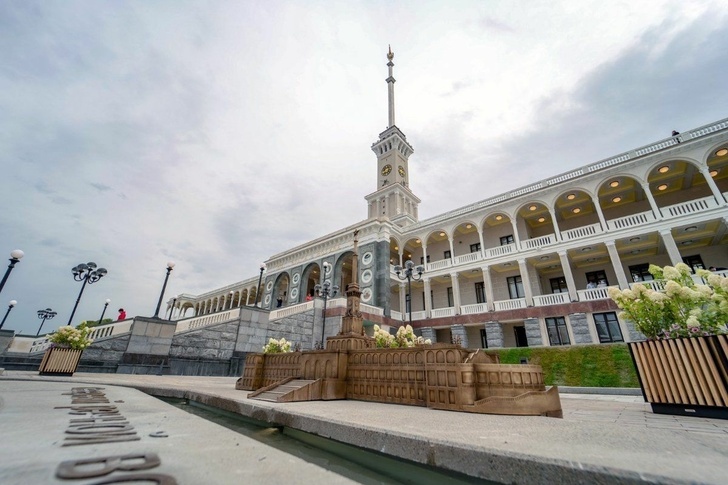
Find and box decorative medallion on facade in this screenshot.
[361,269,373,284]
[290,288,298,300]
[266,281,273,291]
[362,252,373,266]
[324,264,332,275]
[264,295,271,305]
[292,273,300,285]
[361,288,372,302]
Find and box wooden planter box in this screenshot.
[629,335,728,419]
[38,347,83,376]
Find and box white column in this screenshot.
[477,229,486,258]
[605,241,630,289]
[421,244,428,267]
[700,167,727,205]
[558,251,578,302]
[450,272,461,313]
[510,218,522,247]
[423,277,432,316]
[641,182,662,219]
[399,283,407,320]
[517,259,534,306]
[482,265,495,312]
[549,208,562,241]
[398,248,404,267]
[659,229,683,266]
[448,237,455,262]
[591,194,608,231]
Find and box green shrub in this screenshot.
[489,343,639,388]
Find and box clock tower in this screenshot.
[365,47,420,226]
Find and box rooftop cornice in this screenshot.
[401,117,728,234]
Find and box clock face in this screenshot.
[398,165,406,177]
[381,164,392,176]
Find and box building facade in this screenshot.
[173,50,728,350]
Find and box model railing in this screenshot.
[561,222,602,241]
[175,308,240,333]
[533,293,569,306]
[494,298,527,311]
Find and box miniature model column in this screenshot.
[605,241,630,289]
[659,229,683,266]
[558,251,578,302]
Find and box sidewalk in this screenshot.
[2,371,727,484]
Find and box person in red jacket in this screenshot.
[117,308,127,320]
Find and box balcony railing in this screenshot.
[427,259,452,271]
[486,243,515,258]
[561,222,602,242]
[461,303,488,315]
[629,280,667,291]
[520,234,555,250]
[606,210,655,230]
[494,298,527,311]
[410,310,428,321]
[577,287,615,301]
[431,307,455,318]
[660,196,719,219]
[87,319,133,340]
[390,310,403,321]
[533,293,569,306]
[454,252,480,265]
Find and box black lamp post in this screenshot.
[314,262,339,348]
[0,300,17,330]
[153,262,175,318]
[97,299,111,325]
[394,260,425,323]
[68,262,108,325]
[36,308,57,336]
[254,263,266,307]
[0,250,24,297]
[168,295,178,320]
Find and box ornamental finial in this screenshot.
[387,45,394,61]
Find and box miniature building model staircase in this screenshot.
[248,377,322,403]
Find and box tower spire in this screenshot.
[386,45,395,128]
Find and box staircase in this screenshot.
[248,378,321,403]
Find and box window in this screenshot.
[447,287,453,307]
[682,255,705,273]
[444,250,452,260]
[546,317,570,346]
[593,312,624,343]
[507,275,524,299]
[585,270,609,288]
[549,277,568,294]
[475,282,486,304]
[470,243,481,253]
[629,264,653,282]
[480,328,488,348]
[500,235,514,246]
[420,255,431,265]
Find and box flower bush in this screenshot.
[48,323,93,350]
[262,337,292,354]
[608,263,728,340]
[373,324,431,348]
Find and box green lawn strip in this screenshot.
[488,344,639,388]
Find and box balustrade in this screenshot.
[390,310,403,321]
[454,252,481,265]
[410,310,428,321]
[87,320,133,340]
[175,308,240,333]
[577,287,614,301]
[494,298,526,311]
[660,196,718,219]
[561,222,602,241]
[460,303,488,315]
[427,259,452,271]
[430,307,455,318]
[606,210,655,230]
[532,293,569,306]
[486,243,515,258]
[520,234,555,250]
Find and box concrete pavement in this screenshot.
[1,371,727,484]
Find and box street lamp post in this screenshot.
[254,263,266,307]
[168,295,178,321]
[68,262,108,325]
[0,300,17,330]
[314,262,339,348]
[36,308,57,336]
[0,250,24,296]
[393,260,425,323]
[97,299,111,325]
[153,262,175,318]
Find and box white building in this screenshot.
[172,50,728,350]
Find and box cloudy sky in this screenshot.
[1,0,727,335]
